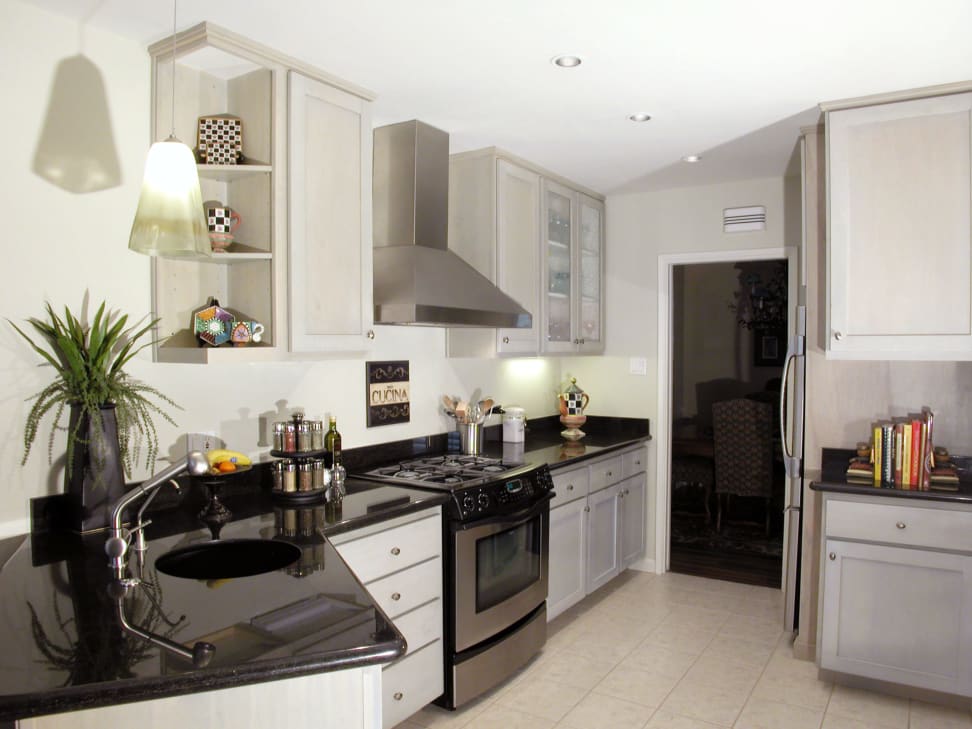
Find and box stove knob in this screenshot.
[462,495,476,513]
[478,493,490,510]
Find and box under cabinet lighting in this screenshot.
[682,154,702,163]
[628,112,652,122]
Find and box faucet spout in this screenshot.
[105,451,209,577]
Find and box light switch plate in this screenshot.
[629,357,648,376]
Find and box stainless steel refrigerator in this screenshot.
[780,304,807,631]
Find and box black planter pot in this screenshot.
[64,404,127,534]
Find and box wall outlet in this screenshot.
[186,432,218,454]
[629,357,648,376]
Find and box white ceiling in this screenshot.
[23,0,972,194]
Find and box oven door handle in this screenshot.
[453,492,554,533]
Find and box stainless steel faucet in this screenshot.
[105,451,210,577]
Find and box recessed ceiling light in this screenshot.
[551,54,582,68]
[628,112,652,122]
[682,154,702,163]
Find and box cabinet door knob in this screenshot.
[896,521,906,529]
[390,547,401,555]
[367,329,376,339]
[584,506,591,512]
[393,692,404,701]
[391,592,401,601]
[567,484,574,491]
[606,471,613,477]
[503,336,510,344]
[619,492,624,499]
[833,330,843,341]
[635,460,641,466]
[580,338,586,344]
[829,552,836,560]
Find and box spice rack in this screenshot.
[269,413,331,502]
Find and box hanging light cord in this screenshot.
[169,0,177,139]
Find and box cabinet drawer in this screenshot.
[589,456,623,492]
[382,639,444,728]
[826,498,972,553]
[367,556,442,619]
[622,448,647,478]
[333,514,440,583]
[390,598,442,658]
[551,466,590,509]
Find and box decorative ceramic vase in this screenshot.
[558,377,590,440]
[65,403,126,533]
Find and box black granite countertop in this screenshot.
[811,447,972,504]
[1,481,447,722]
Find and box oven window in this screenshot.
[475,517,541,612]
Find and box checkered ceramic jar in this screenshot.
[197,114,243,165]
[558,377,590,415]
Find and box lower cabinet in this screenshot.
[330,508,444,728]
[818,494,972,698]
[548,445,648,621]
[18,667,382,729]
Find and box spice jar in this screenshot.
[273,422,286,451]
[298,462,314,492]
[272,460,285,492]
[310,420,324,450]
[282,423,297,453]
[281,459,297,492]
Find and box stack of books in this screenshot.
[867,408,935,490]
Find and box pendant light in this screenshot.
[128,0,210,257]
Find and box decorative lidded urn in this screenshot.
[558,377,590,440]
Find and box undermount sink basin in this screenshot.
[155,539,302,580]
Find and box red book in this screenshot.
[909,419,921,488]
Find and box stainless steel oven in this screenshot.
[356,456,555,709]
[453,494,550,653]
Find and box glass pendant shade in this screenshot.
[128,137,211,257]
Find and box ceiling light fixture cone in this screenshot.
[128,137,211,257]
[551,54,582,68]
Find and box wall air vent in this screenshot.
[723,205,766,233]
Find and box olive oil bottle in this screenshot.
[324,416,342,467]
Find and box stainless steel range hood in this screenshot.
[372,120,532,328]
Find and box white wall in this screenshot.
[0,1,561,535]
[572,176,795,565]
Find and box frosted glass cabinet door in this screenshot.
[577,194,604,354]
[543,180,576,352]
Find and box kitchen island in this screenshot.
[0,482,447,726]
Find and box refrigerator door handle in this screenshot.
[780,306,806,480]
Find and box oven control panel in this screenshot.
[453,464,553,521]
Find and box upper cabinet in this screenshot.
[541,181,604,355]
[146,23,374,362]
[824,84,972,360]
[446,148,605,357]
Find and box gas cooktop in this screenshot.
[360,455,527,490]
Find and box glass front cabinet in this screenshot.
[541,180,604,354]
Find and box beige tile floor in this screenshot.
[394,570,972,729]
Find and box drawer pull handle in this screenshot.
[393,692,404,701]
[391,592,401,601]
[503,336,510,344]
[391,547,401,556]
[567,484,574,491]
[635,460,641,465]
[896,522,906,530]
[829,552,836,561]
[606,471,613,477]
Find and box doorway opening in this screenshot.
[661,254,792,588]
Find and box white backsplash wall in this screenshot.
[0,1,562,535]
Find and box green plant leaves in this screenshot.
[9,299,179,478]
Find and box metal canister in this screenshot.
[272,422,286,451]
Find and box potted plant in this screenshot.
[10,300,179,532]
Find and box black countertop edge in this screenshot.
[0,639,405,723]
[810,447,972,504]
[320,488,451,538]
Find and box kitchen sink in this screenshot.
[155,539,302,580]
